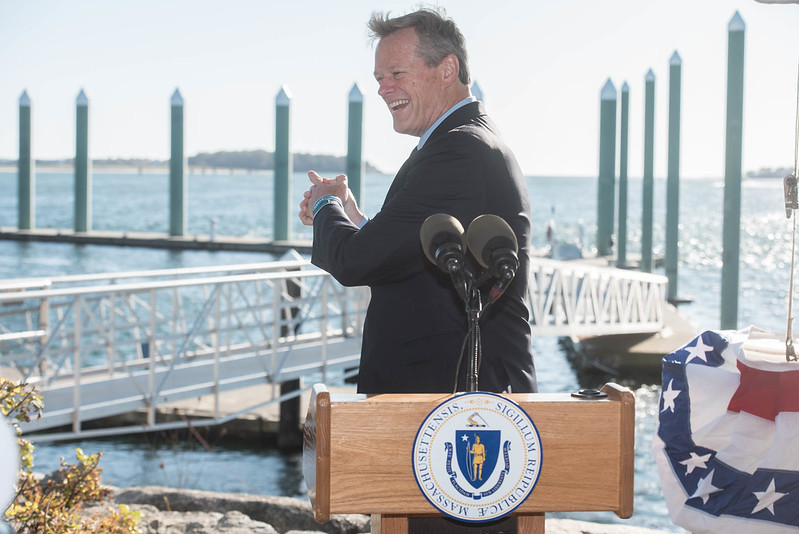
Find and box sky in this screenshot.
[1,0,798,179]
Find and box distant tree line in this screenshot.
[745,166,793,179]
[0,150,381,173]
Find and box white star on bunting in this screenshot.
[680,452,711,474]
[691,469,722,504]
[752,479,787,516]
[661,378,681,413]
[684,335,713,363]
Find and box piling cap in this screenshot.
[348,83,363,103]
[729,11,745,31]
[276,85,293,106]
[171,89,184,106]
[76,89,88,106]
[646,69,655,82]
[621,82,630,93]
[670,51,682,66]
[470,81,484,102]
[19,90,30,107]
[601,79,617,100]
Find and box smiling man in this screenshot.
[298,8,537,398]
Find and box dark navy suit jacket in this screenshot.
[311,101,537,394]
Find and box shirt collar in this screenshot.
[417,96,477,150]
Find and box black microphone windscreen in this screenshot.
[466,214,518,269]
[420,214,466,265]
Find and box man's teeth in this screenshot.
[390,99,409,110]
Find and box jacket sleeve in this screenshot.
[311,131,490,288]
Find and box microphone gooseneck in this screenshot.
[419,213,522,392]
[420,213,479,391]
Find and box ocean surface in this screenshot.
[0,169,793,532]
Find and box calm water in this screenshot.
[1,169,792,532]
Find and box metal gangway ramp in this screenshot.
[0,255,667,440]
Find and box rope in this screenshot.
[787,212,797,361]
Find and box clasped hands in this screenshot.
[299,171,365,226]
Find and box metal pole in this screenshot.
[75,89,91,232]
[721,12,746,330]
[347,83,364,205]
[18,91,34,230]
[597,79,617,257]
[666,52,682,301]
[274,86,292,241]
[618,82,630,267]
[642,70,656,273]
[169,89,187,237]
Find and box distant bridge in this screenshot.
[0,255,666,440]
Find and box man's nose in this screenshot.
[377,79,392,97]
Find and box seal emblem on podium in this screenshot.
[411,391,543,522]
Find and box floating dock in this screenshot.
[0,227,312,255]
[561,302,699,383]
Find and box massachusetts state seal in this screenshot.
[411,392,542,522]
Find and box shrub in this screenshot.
[1,378,141,533]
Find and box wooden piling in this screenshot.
[274,86,293,242]
[642,70,656,273]
[597,79,617,257]
[18,91,34,230]
[470,81,484,102]
[666,52,682,301]
[618,82,630,267]
[170,89,187,237]
[721,12,746,330]
[346,83,364,206]
[278,249,303,450]
[75,89,91,233]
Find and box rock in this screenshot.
[545,518,668,534]
[138,509,279,533]
[111,486,369,534]
[106,486,671,534]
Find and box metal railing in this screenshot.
[0,258,369,439]
[0,255,667,439]
[527,257,667,338]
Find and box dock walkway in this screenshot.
[1,232,679,441]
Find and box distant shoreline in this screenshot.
[0,164,368,176]
[745,166,794,179]
[0,164,279,175]
[0,149,383,175]
[0,162,789,179]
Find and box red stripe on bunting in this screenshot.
[726,360,799,421]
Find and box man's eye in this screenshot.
[393,71,404,78]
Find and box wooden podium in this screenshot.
[303,383,634,534]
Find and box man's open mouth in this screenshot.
[389,99,409,112]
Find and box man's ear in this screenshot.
[441,54,460,86]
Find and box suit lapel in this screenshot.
[383,147,419,206]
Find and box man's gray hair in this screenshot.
[368,7,471,86]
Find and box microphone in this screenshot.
[465,214,519,304]
[420,214,470,302]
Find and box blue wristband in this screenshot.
[312,195,343,218]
